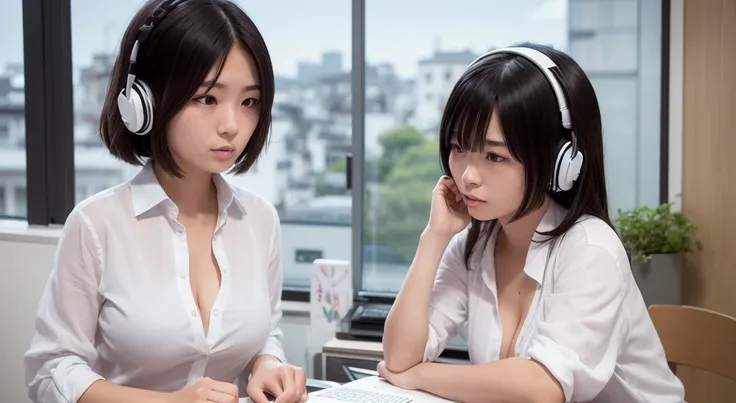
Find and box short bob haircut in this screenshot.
[438,42,612,267]
[99,0,274,177]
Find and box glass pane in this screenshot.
[362,0,662,294]
[0,0,26,219]
[240,1,352,289]
[71,0,142,206]
[71,0,352,290]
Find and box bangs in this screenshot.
[439,63,502,153]
[147,3,238,114]
[200,54,229,94]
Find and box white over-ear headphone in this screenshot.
[467,46,584,193]
[117,0,189,135]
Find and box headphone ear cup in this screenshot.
[117,87,141,133]
[135,80,155,135]
[116,80,154,135]
[551,139,584,192]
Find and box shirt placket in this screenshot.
[206,212,231,348]
[167,203,211,385]
[481,264,503,361]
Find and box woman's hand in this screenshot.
[425,176,471,238]
[164,377,239,403]
[246,358,307,403]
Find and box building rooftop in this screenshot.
[419,50,481,65]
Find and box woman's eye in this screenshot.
[243,98,260,108]
[487,153,505,162]
[195,95,217,105]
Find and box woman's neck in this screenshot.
[496,197,550,256]
[153,162,218,218]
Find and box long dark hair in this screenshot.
[99,0,274,177]
[438,42,612,268]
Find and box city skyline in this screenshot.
[1,0,662,292]
[1,0,567,79]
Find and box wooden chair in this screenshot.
[648,304,736,380]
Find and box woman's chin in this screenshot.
[468,207,498,222]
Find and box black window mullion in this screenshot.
[22,0,75,226]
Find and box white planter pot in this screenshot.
[630,253,683,306]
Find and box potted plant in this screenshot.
[614,202,701,306]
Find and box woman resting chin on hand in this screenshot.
[379,43,685,403]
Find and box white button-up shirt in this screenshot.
[24,163,286,403]
[423,202,685,402]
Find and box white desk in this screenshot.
[239,376,455,403]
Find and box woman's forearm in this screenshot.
[414,358,564,403]
[79,380,169,403]
[382,231,452,373]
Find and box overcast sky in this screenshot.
[1,0,567,79]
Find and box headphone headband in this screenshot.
[124,0,189,99]
[468,47,576,155]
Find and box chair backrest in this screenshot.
[648,304,736,381]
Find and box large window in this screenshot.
[9,0,668,302]
[0,0,26,219]
[361,0,663,295]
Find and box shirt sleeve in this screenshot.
[423,232,470,362]
[256,205,287,364]
[23,209,106,403]
[525,242,626,403]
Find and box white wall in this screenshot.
[0,232,313,403]
[281,223,352,288]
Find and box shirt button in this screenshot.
[191,310,198,317]
[179,272,186,280]
[213,309,219,317]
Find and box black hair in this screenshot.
[99,0,274,177]
[438,42,612,267]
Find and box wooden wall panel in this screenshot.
[680,0,736,401]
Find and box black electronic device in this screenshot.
[346,303,391,340]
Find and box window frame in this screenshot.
[20,0,671,303]
[23,0,76,227]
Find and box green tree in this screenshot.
[328,158,346,173]
[377,126,424,182]
[372,139,442,261]
[315,159,348,197]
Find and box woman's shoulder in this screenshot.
[556,214,630,278]
[226,183,279,223]
[68,182,131,225]
[566,215,626,254]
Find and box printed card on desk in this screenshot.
[307,259,353,375]
[310,259,353,328]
